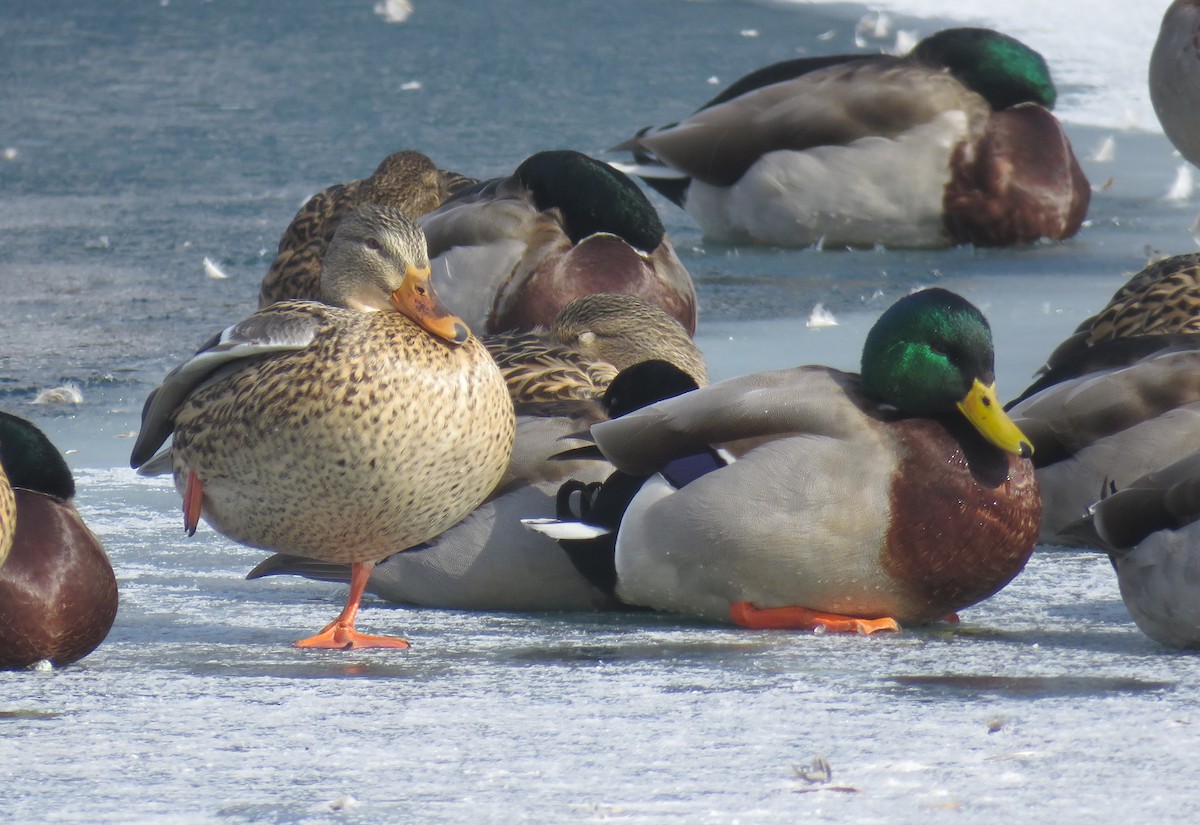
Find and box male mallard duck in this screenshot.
[258,150,476,307]
[246,296,708,612]
[1006,254,1200,545]
[0,412,118,669]
[132,205,515,649]
[530,289,1039,633]
[1062,449,1200,649]
[612,27,1089,248]
[416,149,698,335]
[1150,1,1200,167]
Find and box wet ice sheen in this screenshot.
[2,0,1199,822]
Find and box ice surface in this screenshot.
[2,1,1199,822]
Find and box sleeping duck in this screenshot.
[258,149,476,307]
[1007,253,1200,545]
[246,295,707,612]
[1150,1,1200,167]
[530,288,1039,633]
[416,150,698,335]
[0,412,118,669]
[1063,449,1200,649]
[132,205,515,649]
[612,27,1090,248]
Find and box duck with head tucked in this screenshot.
[612,27,1090,248]
[259,149,476,308]
[530,289,1039,632]
[416,149,698,335]
[1006,253,1200,546]
[1150,1,1200,168]
[132,205,515,649]
[247,293,707,612]
[0,412,118,669]
[1063,449,1200,649]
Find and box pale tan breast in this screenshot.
[172,311,515,563]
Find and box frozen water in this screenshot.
[2,1,1199,822]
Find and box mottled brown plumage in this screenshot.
[484,293,707,405]
[1007,253,1200,546]
[259,150,476,308]
[133,206,515,648]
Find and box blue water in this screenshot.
[2,1,1200,822]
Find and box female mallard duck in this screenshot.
[485,292,707,404]
[1150,1,1200,167]
[530,289,1039,632]
[612,27,1090,248]
[416,149,698,335]
[246,295,708,612]
[1063,449,1200,649]
[258,150,476,307]
[132,205,515,649]
[1006,253,1200,545]
[0,412,118,668]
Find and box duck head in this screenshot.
[860,288,1033,458]
[321,205,470,345]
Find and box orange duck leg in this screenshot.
[294,561,411,650]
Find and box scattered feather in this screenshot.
[202,257,229,280]
[2,147,17,161]
[1166,164,1194,201]
[706,75,720,85]
[521,518,611,541]
[806,303,838,328]
[33,384,84,405]
[85,236,110,250]
[816,29,835,41]
[855,12,890,41]
[400,80,422,91]
[793,755,832,784]
[1090,135,1116,162]
[740,29,759,38]
[893,30,919,56]
[372,0,412,23]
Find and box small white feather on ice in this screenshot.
[806,304,838,329]
[373,0,412,23]
[1166,164,1194,201]
[202,257,229,280]
[33,383,84,405]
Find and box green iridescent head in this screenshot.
[860,288,1032,457]
[911,27,1057,110]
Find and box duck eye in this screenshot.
[365,238,382,251]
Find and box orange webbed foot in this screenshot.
[294,620,411,650]
[730,601,900,635]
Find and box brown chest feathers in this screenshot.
[883,417,1041,622]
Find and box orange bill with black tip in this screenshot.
[389,263,470,345]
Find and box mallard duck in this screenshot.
[1062,449,1200,648]
[612,27,1090,248]
[132,205,516,649]
[416,149,698,335]
[0,412,118,669]
[1006,253,1200,545]
[246,296,708,612]
[530,289,1039,633]
[1151,1,1200,167]
[485,292,707,404]
[258,150,476,307]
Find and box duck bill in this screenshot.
[389,263,470,345]
[956,379,1034,459]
